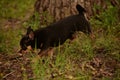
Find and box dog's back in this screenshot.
[34,4,91,48]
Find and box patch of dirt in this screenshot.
[0,53,33,80]
[0,50,120,80]
[87,55,120,80]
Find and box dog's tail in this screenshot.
[76,4,86,14]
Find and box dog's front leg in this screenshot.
[47,48,54,58]
[38,48,54,57]
[38,49,48,57]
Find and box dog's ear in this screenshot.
[27,26,34,40]
[26,26,33,35]
[28,30,34,40]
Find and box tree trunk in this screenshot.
[34,0,119,22]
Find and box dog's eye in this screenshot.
[28,38,30,40]
[27,38,31,42]
[24,38,30,42]
[25,39,29,43]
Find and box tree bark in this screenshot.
[34,0,120,22]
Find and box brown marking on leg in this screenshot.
[47,48,54,58]
[18,49,28,54]
[38,48,54,57]
[38,50,47,57]
[18,46,34,54]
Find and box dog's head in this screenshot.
[19,27,34,53]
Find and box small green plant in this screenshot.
[81,38,94,59]
[92,1,119,34]
[0,30,6,52]
[0,28,22,54]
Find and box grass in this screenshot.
[28,32,120,79]
[0,0,35,19]
[0,0,120,80]
[0,28,20,54]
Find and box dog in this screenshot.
[19,4,93,56]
